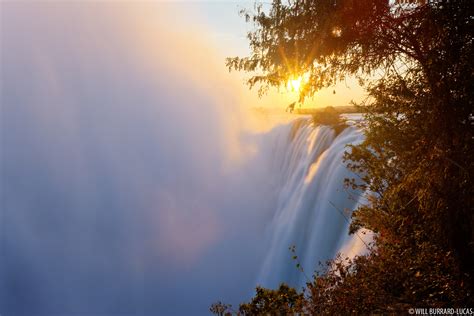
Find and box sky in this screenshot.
[0,2,365,315]
[166,1,366,109]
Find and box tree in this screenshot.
[217,0,474,312]
[210,284,304,315]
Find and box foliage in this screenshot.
[226,0,447,100]
[311,106,347,135]
[210,284,305,316]
[215,0,474,314]
[306,245,469,314]
[311,106,341,125]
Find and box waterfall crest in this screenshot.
[258,117,370,289]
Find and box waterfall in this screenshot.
[258,117,370,289]
[1,3,372,314]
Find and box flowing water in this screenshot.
[257,118,370,289]
[1,3,369,315]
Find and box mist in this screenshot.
[1,3,279,315]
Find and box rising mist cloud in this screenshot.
[1,3,276,315]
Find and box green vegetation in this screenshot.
[293,105,359,115]
[310,106,347,135]
[310,106,341,125]
[211,285,304,316]
[214,0,474,314]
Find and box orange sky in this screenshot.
[167,2,367,110]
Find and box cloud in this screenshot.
[1,3,275,315]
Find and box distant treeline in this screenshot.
[293,105,359,115]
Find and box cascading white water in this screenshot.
[258,117,370,289]
[1,3,371,315]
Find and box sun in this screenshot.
[286,75,307,93]
[288,78,302,92]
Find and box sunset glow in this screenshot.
[287,76,303,93]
